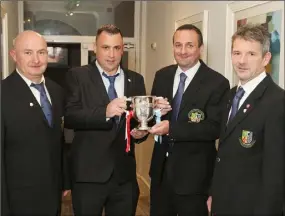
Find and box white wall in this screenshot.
[171,1,229,74]
[143,1,230,93]
[1,1,19,73]
[144,1,174,94]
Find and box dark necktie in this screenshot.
[31,82,53,127]
[102,72,119,124]
[228,86,245,123]
[102,72,119,101]
[171,72,187,122]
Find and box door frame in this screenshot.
[1,7,9,79]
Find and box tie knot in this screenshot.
[102,72,119,84]
[236,86,245,99]
[179,72,187,82]
[31,82,45,92]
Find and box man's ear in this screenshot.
[93,42,97,54]
[9,49,16,62]
[199,44,204,54]
[263,51,272,67]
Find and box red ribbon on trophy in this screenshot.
[125,110,133,152]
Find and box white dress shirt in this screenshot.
[96,60,125,98]
[16,69,52,105]
[228,71,267,119]
[172,60,201,97]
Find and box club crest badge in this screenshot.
[188,109,205,123]
[239,130,256,148]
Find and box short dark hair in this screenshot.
[232,23,270,56]
[173,24,203,47]
[96,24,123,41]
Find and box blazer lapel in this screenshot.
[87,62,110,105]
[123,69,132,99]
[163,66,177,104]
[13,72,50,127]
[178,61,206,116]
[219,88,237,140]
[159,66,176,121]
[45,79,60,128]
[220,76,271,142]
[117,70,132,130]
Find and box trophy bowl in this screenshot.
[131,96,155,130]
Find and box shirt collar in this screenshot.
[16,68,45,86]
[177,60,201,78]
[95,60,121,77]
[238,71,267,94]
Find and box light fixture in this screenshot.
[64,0,80,16]
[65,11,74,16]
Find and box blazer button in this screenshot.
[216,157,221,162]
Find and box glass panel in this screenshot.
[23,1,134,37]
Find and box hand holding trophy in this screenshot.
[124,96,172,149]
[125,96,171,130]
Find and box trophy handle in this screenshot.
[125,97,132,102]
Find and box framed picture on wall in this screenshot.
[225,1,284,88]
[175,10,209,63]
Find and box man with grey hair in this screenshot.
[210,24,285,215]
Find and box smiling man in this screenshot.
[211,24,285,215]
[148,24,230,216]
[1,30,69,216]
[64,24,146,216]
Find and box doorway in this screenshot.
[45,43,81,87]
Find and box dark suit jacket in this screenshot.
[211,75,285,215]
[1,71,68,215]
[64,62,146,184]
[149,60,230,195]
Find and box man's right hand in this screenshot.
[155,97,172,116]
[106,98,127,118]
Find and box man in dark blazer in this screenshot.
[1,30,69,216]
[211,24,285,215]
[64,24,147,216]
[148,24,230,216]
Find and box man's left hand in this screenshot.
[148,120,169,136]
[130,128,148,139]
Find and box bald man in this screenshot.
[1,30,69,216]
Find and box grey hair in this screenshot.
[232,23,270,56]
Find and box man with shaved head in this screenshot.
[1,30,69,215]
[65,24,146,216]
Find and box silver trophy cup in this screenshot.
[131,96,155,130]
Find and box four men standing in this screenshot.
[1,22,284,216]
